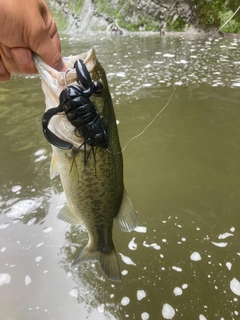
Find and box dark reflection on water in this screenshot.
[1,33,240,320]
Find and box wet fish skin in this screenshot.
[34,49,138,281]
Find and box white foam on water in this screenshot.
[162,303,175,319]
[69,288,78,298]
[151,243,161,250]
[173,287,183,296]
[1,247,6,252]
[135,226,147,233]
[11,185,22,193]
[122,270,128,276]
[190,252,202,261]
[226,262,232,271]
[6,198,42,219]
[141,312,149,320]
[211,241,228,247]
[110,294,114,298]
[116,72,126,78]
[27,217,37,226]
[119,253,136,266]
[0,273,11,286]
[137,290,146,301]
[230,278,240,296]
[163,53,175,58]
[36,242,44,248]
[172,266,182,272]
[199,315,207,320]
[34,149,46,156]
[182,284,188,289]
[98,304,105,313]
[35,155,48,163]
[121,297,130,306]
[143,241,151,248]
[128,237,137,250]
[43,227,52,233]
[35,256,42,263]
[218,233,233,239]
[230,227,235,232]
[0,223,9,229]
[25,275,32,286]
[232,83,240,87]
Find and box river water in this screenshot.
[1,33,240,320]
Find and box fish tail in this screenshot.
[72,245,121,282]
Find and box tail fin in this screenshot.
[72,245,121,282]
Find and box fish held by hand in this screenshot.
[34,49,138,282]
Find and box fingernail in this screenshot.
[12,48,31,65]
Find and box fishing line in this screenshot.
[110,5,240,155]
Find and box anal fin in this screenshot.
[57,203,83,225]
[115,189,138,232]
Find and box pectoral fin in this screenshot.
[57,203,82,225]
[115,189,138,232]
[50,153,59,179]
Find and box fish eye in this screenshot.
[93,81,103,94]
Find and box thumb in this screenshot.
[35,35,66,72]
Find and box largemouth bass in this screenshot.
[34,49,138,281]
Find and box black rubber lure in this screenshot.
[42,59,109,150]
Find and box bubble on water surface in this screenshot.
[163,53,175,58]
[119,253,136,266]
[11,185,22,193]
[36,242,44,248]
[226,262,232,270]
[5,198,42,219]
[0,223,9,229]
[135,226,147,233]
[27,217,37,226]
[162,303,175,319]
[218,233,233,239]
[34,149,46,156]
[182,284,188,289]
[0,273,11,286]
[172,266,182,272]
[34,149,47,162]
[190,252,202,261]
[122,270,128,276]
[128,237,137,250]
[199,315,207,320]
[230,278,240,296]
[1,247,6,252]
[98,304,105,313]
[173,287,183,296]
[69,288,78,298]
[121,297,130,306]
[137,290,146,301]
[43,227,52,233]
[141,312,149,320]
[25,275,32,286]
[35,256,42,263]
[211,241,228,247]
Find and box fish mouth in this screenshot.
[34,48,97,88]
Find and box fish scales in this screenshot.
[34,49,138,281]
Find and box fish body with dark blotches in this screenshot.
[34,49,137,281]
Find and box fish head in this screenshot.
[34,49,114,149]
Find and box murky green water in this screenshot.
[1,33,240,320]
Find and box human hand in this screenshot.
[0,0,66,82]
